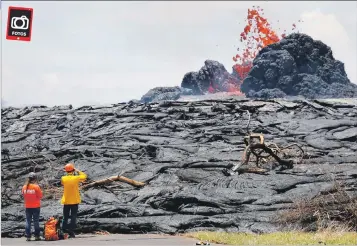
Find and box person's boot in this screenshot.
[34,236,41,241]
[68,231,76,238]
[26,237,31,241]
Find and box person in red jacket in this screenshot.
[22,172,43,241]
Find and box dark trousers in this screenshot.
[25,208,40,238]
[62,204,78,235]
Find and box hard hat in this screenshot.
[28,172,37,179]
[64,163,75,172]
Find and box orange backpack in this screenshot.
[44,217,62,241]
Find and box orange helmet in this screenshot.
[64,163,75,172]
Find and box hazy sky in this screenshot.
[1,1,357,107]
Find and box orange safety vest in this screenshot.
[22,183,43,208]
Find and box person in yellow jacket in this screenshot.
[61,163,87,238]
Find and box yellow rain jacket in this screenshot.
[61,170,87,205]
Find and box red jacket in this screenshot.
[22,183,43,208]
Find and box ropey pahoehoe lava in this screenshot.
[2,98,357,237]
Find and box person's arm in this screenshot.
[75,169,87,183]
[61,176,64,186]
[36,185,43,200]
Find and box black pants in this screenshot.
[62,204,78,235]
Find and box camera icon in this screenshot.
[11,15,29,30]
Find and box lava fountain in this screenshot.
[228,6,299,94]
